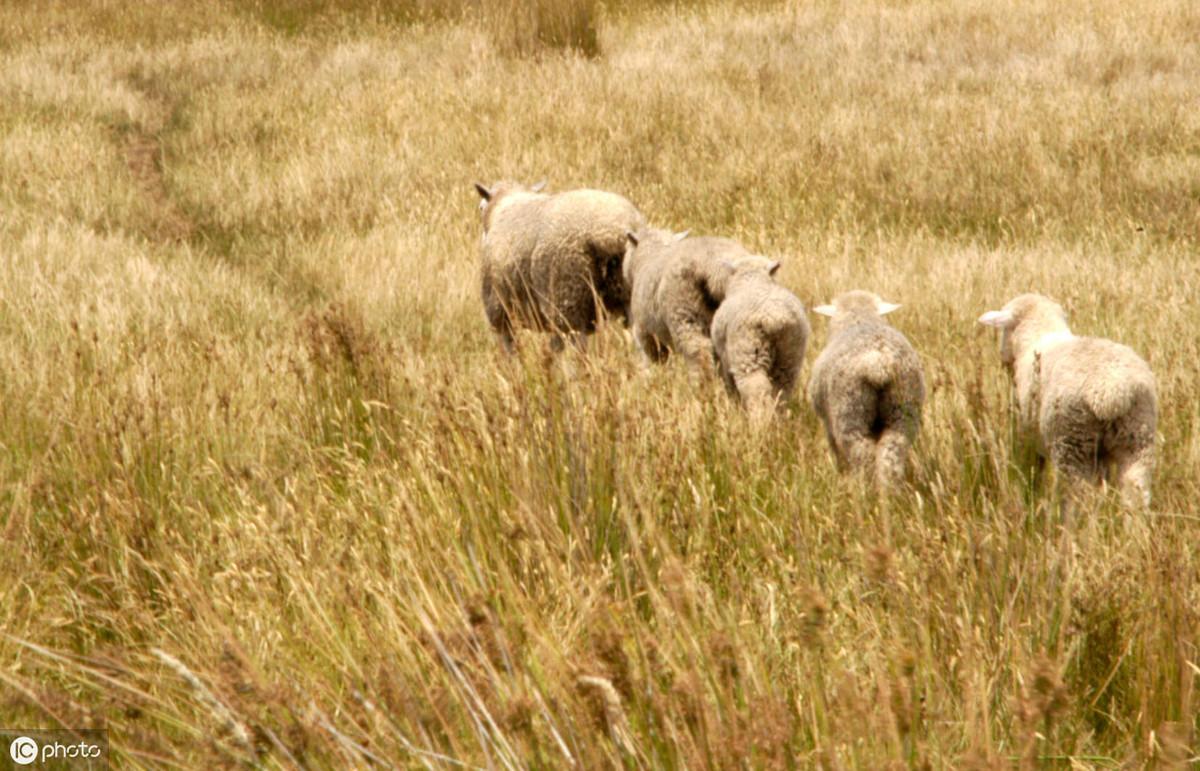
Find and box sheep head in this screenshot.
[978,293,1071,372]
[724,254,781,283]
[473,179,547,232]
[814,290,901,331]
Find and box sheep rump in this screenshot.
[710,265,809,421]
[477,182,645,350]
[1040,340,1156,494]
[809,292,924,488]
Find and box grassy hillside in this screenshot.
[0,0,1197,767]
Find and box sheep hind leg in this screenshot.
[820,421,847,472]
[873,388,920,491]
[768,357,801,414]
[734,370,778,428]
[838,432,877,481]
[874,428,911,491]
[673,325,716,384]
[715,357,738,399]
[830,382,879,479]
[1049,438,1104,517]
[632,324,668,370]
[1112,444,1153,509]
[548,332,591,381]
[484,297,516,355]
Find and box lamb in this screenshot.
[474,180,645,351]
[710,258,810,423]
[808,291,925,489]
[978,293,1157,508]
[622,229,759,380]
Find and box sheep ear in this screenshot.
[625,230,639,247]
[768,260,781,277]
[876,301,901,315]
[814,304,837,317]
[978,309,1014,328]
[530,179,547,193]
[673,229,690,241]
[474,182,492,201]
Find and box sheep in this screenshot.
[622,229,761,380]
[474,180,645,352]
[710,257,810,423]
[808,291,925,489]
[978,293,1157,508]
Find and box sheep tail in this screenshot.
[858,348,898,389]
[1089,377,1144,422]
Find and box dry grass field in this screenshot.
[1,0,1198,767]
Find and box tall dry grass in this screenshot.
[0,0,1197,767]
[483,0,602,58]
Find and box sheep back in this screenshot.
[625,235,748,372]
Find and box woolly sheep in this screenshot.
[474,180,646,351]
[978,293,1156,508]
[710,257,810,423]
[809,291,925,488]
[622,229,759,380]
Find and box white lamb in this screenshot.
[475,180,645,351]
[979,293,1157,508]
[808,291,925,489]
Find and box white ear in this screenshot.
[530,179,547,193]
[876,301,901,315]
[814,304,837,317]
[673,229,690,241]
[978,309,1014,328]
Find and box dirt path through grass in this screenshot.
[116,72,194,243]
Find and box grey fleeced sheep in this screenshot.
[475,180,646,351]
[809,291,925,488]
[622,229,756,380]
[710,258,810,422]
[978,293,1157,507]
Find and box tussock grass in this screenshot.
[0,0,1197,767]
[482,0,602,58]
